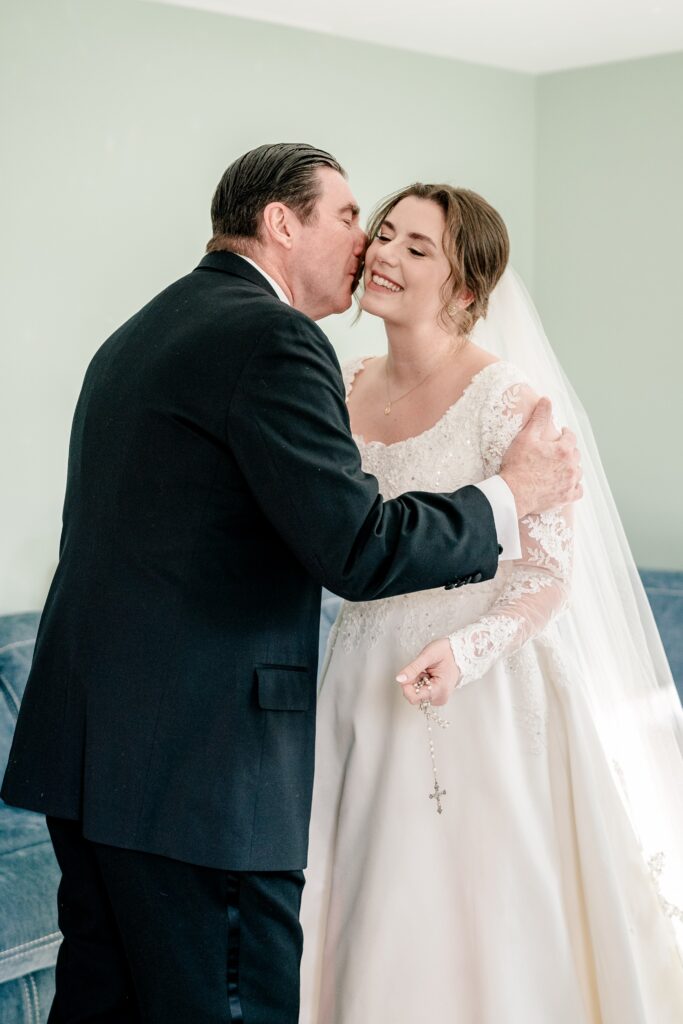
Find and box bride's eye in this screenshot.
[376,233,391,242]
[409,248,426,258]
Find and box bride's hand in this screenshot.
[396,638,461,707]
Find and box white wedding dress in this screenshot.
[299,357,683,1024]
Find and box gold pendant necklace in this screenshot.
[384,350,453,416]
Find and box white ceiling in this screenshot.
[147,0,683,73]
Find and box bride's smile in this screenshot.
[367,271,403,293]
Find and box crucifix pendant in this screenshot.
[384,402,392,416]
[429,779,447,814]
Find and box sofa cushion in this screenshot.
[640,570,683,698]
[0,965,55,1024]
[1,614,46,857]
[0,614,41,770]
[0,614,61,984]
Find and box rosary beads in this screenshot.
[414,676,451,814]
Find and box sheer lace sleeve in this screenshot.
[448,377,574,687]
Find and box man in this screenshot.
[2,143,581,1021]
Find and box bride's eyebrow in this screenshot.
[382,219,436,249]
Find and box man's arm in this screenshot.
[226,310,500,602]
[474,476,521,561]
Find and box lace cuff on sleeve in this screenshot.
[448,376,574,687]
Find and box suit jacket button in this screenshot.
[472,572,483,583]
[498,544,503,555]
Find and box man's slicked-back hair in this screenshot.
[207,143,346,253]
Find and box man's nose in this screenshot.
[354,228,368,255]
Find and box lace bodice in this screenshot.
[342,356,503,500]
[338,357,574,687]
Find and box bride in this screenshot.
[299,183,683,1022]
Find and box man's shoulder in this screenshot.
[233,303,345,400]
[251,301,335,356]
[253,294,322,331]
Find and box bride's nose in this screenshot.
[377,245,398,266]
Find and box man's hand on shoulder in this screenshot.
[499,397,582,518]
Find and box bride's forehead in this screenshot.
[384,196,445,231]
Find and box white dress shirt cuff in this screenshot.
[474,476,522,561]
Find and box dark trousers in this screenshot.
[46,817,305,1023]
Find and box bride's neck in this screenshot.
[384,321,469,386]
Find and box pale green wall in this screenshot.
[535,53,683,569]
[0,0,536,614]
[1,1,680,615]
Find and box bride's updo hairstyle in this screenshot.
[364,183,510,335]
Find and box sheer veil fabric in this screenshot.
[472,269,683,941]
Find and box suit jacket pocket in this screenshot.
[256,666,311,711]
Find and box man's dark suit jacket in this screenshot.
[1,253,499,871]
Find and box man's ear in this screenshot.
[261,202,297,251]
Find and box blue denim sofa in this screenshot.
[2,572,682,1021]
[0,613,60,1023]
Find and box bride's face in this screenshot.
[360,196,453,327]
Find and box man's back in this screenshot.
[2,252,499,870]
[3,256,329,868]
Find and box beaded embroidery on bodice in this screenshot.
[342,356,511,500]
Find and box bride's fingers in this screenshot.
[400,678,431,705]
[400,676,450,707]
[396,641,447,687]
[396,657,432,686]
